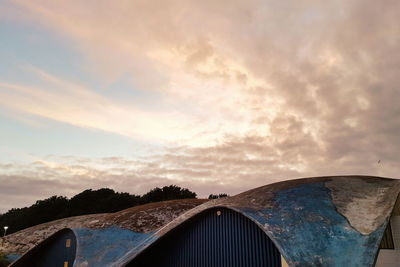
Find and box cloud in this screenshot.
[1,0,400,211]
[0,126,394,213]
[0,67,212,144]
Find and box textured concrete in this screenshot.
[256,182,386,266]
[326,177,399,234]
[73,227,152,267]
[0,199,206,257]
[116,176,400,267]
[7,176,400,267]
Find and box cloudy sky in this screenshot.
[0,0,399,213]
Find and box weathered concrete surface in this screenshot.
[0,213,107,256]
[6,176,400,267]
[0,199,206,256]
[326,177,400,235]
[115,176,400,267]
[73,227,153,267]
[257,181,388,267]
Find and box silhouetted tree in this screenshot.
[67,188,140,216]
[142,185,197,203]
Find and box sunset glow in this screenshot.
[1,0,399,212]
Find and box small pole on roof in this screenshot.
[3,226,8,237]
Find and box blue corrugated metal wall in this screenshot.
[128,207,281,267]
[11,229,76,267]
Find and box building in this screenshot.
[9,176,400,267]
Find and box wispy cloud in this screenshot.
[0,66,213,144]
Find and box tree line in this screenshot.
[0,185,196,235]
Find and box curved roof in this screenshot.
[1,198,206,256]
[10,176,400,267]
[115,176,400,267]
[5,199,206,266]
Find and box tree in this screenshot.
[142,185,197,203]
[68,188,141,215]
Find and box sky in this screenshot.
[0,0,399,213]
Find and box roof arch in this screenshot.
[116,176,400,267]
[127,207,283,266]
[8,176,400,267]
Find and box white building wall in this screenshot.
[375,250,400,267]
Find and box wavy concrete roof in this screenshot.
[6,199,206,266]
[11,176,400,267]
[115,176,400,267]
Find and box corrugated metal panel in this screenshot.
[379,193,400,249]
[391,216,400,249]
[128,207,281,267]
[379,221,394,249]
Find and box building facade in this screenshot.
[10,176,400,267]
